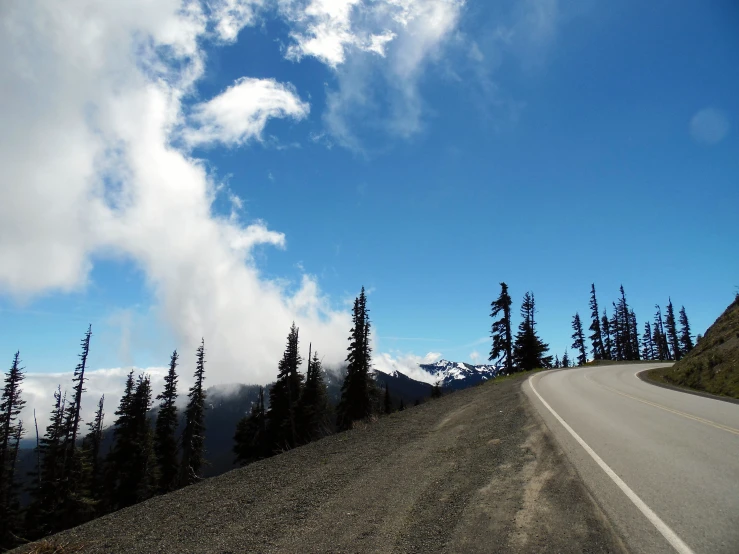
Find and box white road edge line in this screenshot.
[527,373,695,554]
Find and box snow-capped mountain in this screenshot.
[418,359,505,390]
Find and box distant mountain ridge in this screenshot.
[417,359,504,390]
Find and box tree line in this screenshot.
[233,287,381,465]
[0,325,210,549]
[0,287,405,549]
[488,282,695,371]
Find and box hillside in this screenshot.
[12,372,622,554]
[649,296,739,399]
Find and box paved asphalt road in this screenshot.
[524,363,739,554]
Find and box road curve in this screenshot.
[523,363,739,554]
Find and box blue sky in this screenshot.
[0,0,737,419]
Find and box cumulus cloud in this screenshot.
[469,350,480,363]
[184,77,310,147]
[0,0,352,424]
[690,108,730,145]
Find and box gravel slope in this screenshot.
[16,373,625,553]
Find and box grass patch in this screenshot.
[647,297,739,400]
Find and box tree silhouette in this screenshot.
[155,351,179,493]
[678,306,694,355]
[512,292,552,371]
[571,313,587,366]
[337,288,376,430]
[180,340,207,487]
[489,282,513,374]
[588,284,606,360]
[267,324,304,451]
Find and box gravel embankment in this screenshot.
[17,373,625,553]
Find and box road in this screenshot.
[524,363,739,554]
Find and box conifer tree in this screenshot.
[489,282,513,374]
[0,352,26,548]
[234,387,268,465]
[652,311,664,359]
[629,310,640,360]
[399,399,405,411]
[610,303,622,361]
[105,372,157,511]
[180,340,207,487]
[641,322,655,361]
[561,350,570,368]
[64,326,91,459]
[678,306,694,355]
[512,292,552,370]
[155,351,179,493]
[383,385,392,414]
[431,381,443,399]
[588,284,606,360]
[571,313,587,366]
[267,324,304,451]
[601,310,613,360]
[337,287,376,430]
[298,348,330,442]
[665,299,681,360]
[26,386,67,537]
[81,395,104,500]
[553,354,560,369]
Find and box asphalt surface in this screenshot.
[524,363,739,554]
[15,373,623,553]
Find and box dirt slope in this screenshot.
[649,296,739,399]
[16,373,624,554]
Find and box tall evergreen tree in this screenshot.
[678,306,694,355]
[553,354,560,369]
[155,351,179,493]
[641,322,655,361]
[431,381,443,399]
[64,326,91,458]
[610,303,623,361]
[561,349,570,369]
[0,352,26,548]
[234,387,268,465]
[105,372,157,511]
[489,282,513,374]
[398,399,405,411]
[512,292,552,371]
[180,340,207,487]
[383,385,392,414]
[571,313,587,366]
[337,287,376,430]
[26,386,67,537]
[297,348,330,442]
[588,284,606,360]
[629,310,640,361]
[665,299,681,361]
[81,395,104,501]
[267,324,304,451]
[601,310,613,361]
[653,306,670,360]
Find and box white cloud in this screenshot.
[469,350,480,363]
[210,0,266,42]
[184,77,310,147]
[690,108,730,145]
[0,0,353,423]
[372,351,441,384]
[280,0,465,148]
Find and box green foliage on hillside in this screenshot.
[649,296,739,399]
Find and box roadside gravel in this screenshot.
[16,373,625,553]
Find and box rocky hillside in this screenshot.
[650,295,739,399]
